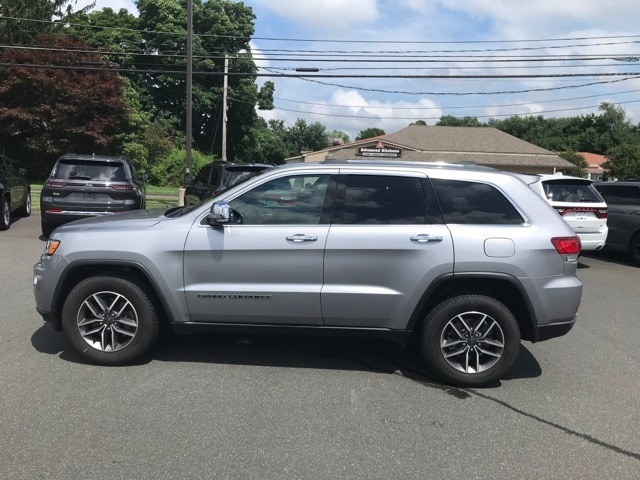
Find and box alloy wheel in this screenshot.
[76,290,139,352]
[440,310,505,374]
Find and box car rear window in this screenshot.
[54,160,128,182]
[543,180,603,203]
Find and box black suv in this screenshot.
[594,181,640,266]
[40,154,146,237]
[184,161,272,206]
[0,155,31,230]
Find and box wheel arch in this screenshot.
[407,273,536,341]
[52,261,174,329]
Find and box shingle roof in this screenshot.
[383,125,553,155]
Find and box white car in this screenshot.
[530,173,608,251]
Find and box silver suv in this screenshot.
[33,161,583,387]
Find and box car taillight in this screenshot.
[110,184,134,191]
[45,181,66,188]
[554,207,607,219]
[551,236,581,255]
[209,190,218,197]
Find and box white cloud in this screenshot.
[251,0,378,30]
[434,0,639,38]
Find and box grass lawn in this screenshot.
[30,184,180,212]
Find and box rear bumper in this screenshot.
[577,230,608,251]
[532,317,575,342]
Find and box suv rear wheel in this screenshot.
[0,196,9,230]
[421,294,521,387]
[629,233,640,267]
[18,190,31,217]
[61,275,159,365]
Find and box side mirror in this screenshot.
[207,201,230,225]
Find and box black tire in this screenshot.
[18,189,31,217]
[61,275,159,365]
[629,233,640,267]
[421,294,521,387]
[0,195,10,230]
[41,219,55,238]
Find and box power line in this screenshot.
[2,15,640,49]
[256,99,640,121]
[290,73,640,96]
[271,89,640,111]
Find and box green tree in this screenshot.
[326,130,350,145]
[558,151,587,177]
[437,115,483,127]
[355,127,385,141]
[0,0,85,44]
[284,119,329,156]
[0,36,127,177]
[604,144,640,179]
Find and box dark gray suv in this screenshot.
[40,154,146,237]
[594,181,640,266]
[34,161,583,387]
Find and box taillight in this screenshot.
[554,207,607,219]
[110,184,134,191]
[551,236,581,255]
[45,181,66,188]
[209,190,218,197]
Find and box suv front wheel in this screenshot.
[421,294,521,387]
[61,275,159,365]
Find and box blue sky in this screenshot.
[91,0,640,140]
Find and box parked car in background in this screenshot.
[529,173,608,251]
[40,153,146,238]
[594,181,640,266]
[0,155,31,231]
[184,161,273,205]
[34,160,583,387]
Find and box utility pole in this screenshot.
[185,0,193,182]
[221,54,229,162]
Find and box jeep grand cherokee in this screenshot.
[33,161,582,387]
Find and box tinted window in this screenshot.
[54,160,128,182]
[431,179,524,225]
[229,175,330,225]
[596,185,640,205]
[543,180,603,203]
[194,165,214,185]
[341,175,427,225]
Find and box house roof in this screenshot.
[578,152,607,167]
[383,125,554,155]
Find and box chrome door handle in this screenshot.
[410,234,443,243]
[286,234,318,243]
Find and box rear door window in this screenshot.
[338,174,431,225]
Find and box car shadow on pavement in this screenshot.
[581,249,636,268]
[31,324,542,391]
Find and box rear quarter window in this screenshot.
[430,179,524,225]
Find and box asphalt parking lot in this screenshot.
[1,213,639,480]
